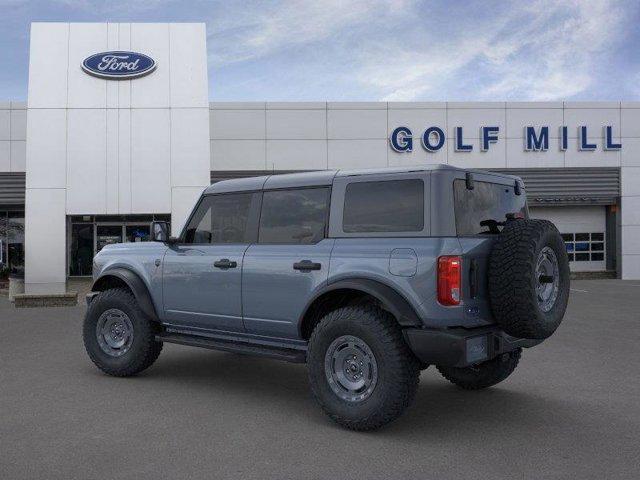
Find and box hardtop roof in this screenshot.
[203,164,520,194]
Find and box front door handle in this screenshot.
[214,258,237,269]
[293,260,321,271]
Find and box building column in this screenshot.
[24,188,66,294]
[620,166,640,279]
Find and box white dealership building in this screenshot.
[1,22,640,295]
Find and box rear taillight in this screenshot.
[437,256,461,306]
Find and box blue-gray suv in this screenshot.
[83,165,570,430]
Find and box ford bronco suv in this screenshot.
[83,165,570,430]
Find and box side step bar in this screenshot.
[156,332,307,364]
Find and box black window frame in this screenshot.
[342,178,425,234]
[179,191,262,245]
[257,186,331,245]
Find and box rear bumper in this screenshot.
[403,326,542,368]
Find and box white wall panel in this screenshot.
[389,144,446,167]
[447,108,506,140]
[0,110,9,140]
[66,109,107,214]
[621,108,640,138]
[131,23,170,108]
[28,23,68,108]
[10,109,27,140]
[117,109,132,213]
[106,109,119,213]
[447,138,506,169]
[169,23,208,108]
[25,109,67,189]
[130,108,171,212]
[621,225,640,255]
[11,141,26,172]
[0,141,9,171]
[24,188,66,293]
[171,108,210,187]
[621,138,640,166]
[621,166,640,196]
[621,196,640,226]
[506,108,563,138]
[67,23,108,109]
[118,23,132,109]
[327,109,386,139]
[564,143,620,168]
[387,108,447,139]
[210,109,265,139]
[564,108,620,138]
[506,138,564,168]
[106,23,119,108]
[266,110,326,139]
[328,140,387,169]
[171,186,205,236]
[621,254,640,280]
[211,140,266,170]
[267,140,326,170]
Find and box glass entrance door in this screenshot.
[96,225,123,253]
[70,224,94,276]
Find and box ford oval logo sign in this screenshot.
[82,51,156,80]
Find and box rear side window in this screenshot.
[454,179,528,235]
[343,179,424,233]
[259,188,330,244]
[184,193,254,244]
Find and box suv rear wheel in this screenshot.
[83,288,163,377]
[307,303,420,431]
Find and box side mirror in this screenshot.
[151,221,170,243]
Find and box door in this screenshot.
[162,192,260,332]
[96,225,123,252]
[242,187,333,339]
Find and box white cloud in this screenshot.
[357,0,627,101]
[208,0,413,66]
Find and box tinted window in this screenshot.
[343,179,424,233]
[184,193,254,244]
[259,188,329,244]
[454,179,528,235]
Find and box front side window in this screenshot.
[184,193,254,244]
[343,179,424,233]
[259,188,330,244]
[454,179,528,235]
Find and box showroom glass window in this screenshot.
[343,179,424,233]
[0,211,25,277]
[259,188,330,244]
[184,193,254,244]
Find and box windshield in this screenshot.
[453,179,528,235]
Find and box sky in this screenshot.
[0,0,639,102]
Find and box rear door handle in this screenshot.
[293,260,321,271]
[214,258,237,269]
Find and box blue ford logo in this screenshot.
[82,51,156,80]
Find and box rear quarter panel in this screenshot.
[329,237,491,328]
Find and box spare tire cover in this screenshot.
[488,219,570,340]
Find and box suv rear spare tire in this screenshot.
[489,219,570,340]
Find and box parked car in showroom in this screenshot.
[83,165,570,430]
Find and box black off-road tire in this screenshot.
[489,219,570,340]
[307,304,420,431]
[83,288,163,377]
[437,348,522,390]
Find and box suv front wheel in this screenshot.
[307,303,420,431]
[83,288,163,377]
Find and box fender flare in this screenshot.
[300,278,422,327]
[92,267,159,321]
